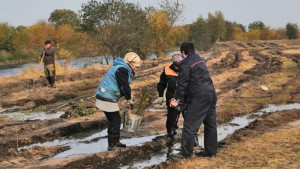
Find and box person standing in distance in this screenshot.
[95,52,141,151]
[170,42,218,158]
[41,40,56,88]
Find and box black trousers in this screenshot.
[104,111,121,135]
[166,106,180,132]
[181,92,218,157]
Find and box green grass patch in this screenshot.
[0,52,37,64]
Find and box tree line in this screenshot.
[0,0,299,64]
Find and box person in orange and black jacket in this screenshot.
[157,54,183,139]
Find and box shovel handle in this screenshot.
[40,52,45,65]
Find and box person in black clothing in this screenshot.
[170,42,218,158]
[157,54,182,139]
[41,40,56,88]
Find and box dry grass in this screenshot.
[281,57,299,72]
[131,77,159,89]
[168,127,300,169]
[211,51,257,87]
[283,49,300,55]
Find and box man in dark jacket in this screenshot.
[170,42,218,158]
[157,54,182,139]
[41,40,56,88]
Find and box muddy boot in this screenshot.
[167,128,176,139]
[108,134,118,151]
[193,136,202,151]
[46,77,52,87]
[50,76,56,88]
[116,133,126,148]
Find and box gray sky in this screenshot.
[0,0,299,29]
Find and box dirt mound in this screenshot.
[244,50,282,76]
[284,53,300,68]
[212,51,243,73]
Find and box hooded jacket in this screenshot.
[96,58,133,102]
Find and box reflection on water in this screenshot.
[0,110,64,121]
[18,123,164,159]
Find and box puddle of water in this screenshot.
[0,106,19,114]
[51,133,163,159]
[18,123,164,159]
[0,111,65,121]
[120,152,167,169]
[121,103,300,169]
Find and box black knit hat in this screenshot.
[44,40,51,45]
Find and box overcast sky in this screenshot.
[0,0,299,29]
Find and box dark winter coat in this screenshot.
[157,64,179,103]
[41,47,55,66]
[174,52,215,100]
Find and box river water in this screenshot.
[0,56,111,77]
[0,51,179,77]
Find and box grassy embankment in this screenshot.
[0,52,37,66]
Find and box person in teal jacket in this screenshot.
[95,52,141,150]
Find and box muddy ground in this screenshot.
[161,106,300,169]
[0,40,300,168]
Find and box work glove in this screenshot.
[127,97,135,110]
[158,97,164,105]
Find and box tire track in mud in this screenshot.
[211,51,243,75]
[218,49,282,95]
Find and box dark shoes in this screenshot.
[175,146,203,151]
[169,151,190,159]
[108,133,126,151]
[46,76,56,88]
[195,151,216,158]
[108,143,127,151]
[167,128,177,139]
[116,142,126,148]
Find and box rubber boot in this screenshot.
[167,128,176,141]
[116,133,126,148]
[46,77,52,87]
[50,76,56,88]
[108,134,118,151]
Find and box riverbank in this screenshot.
[0,53,37,67]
